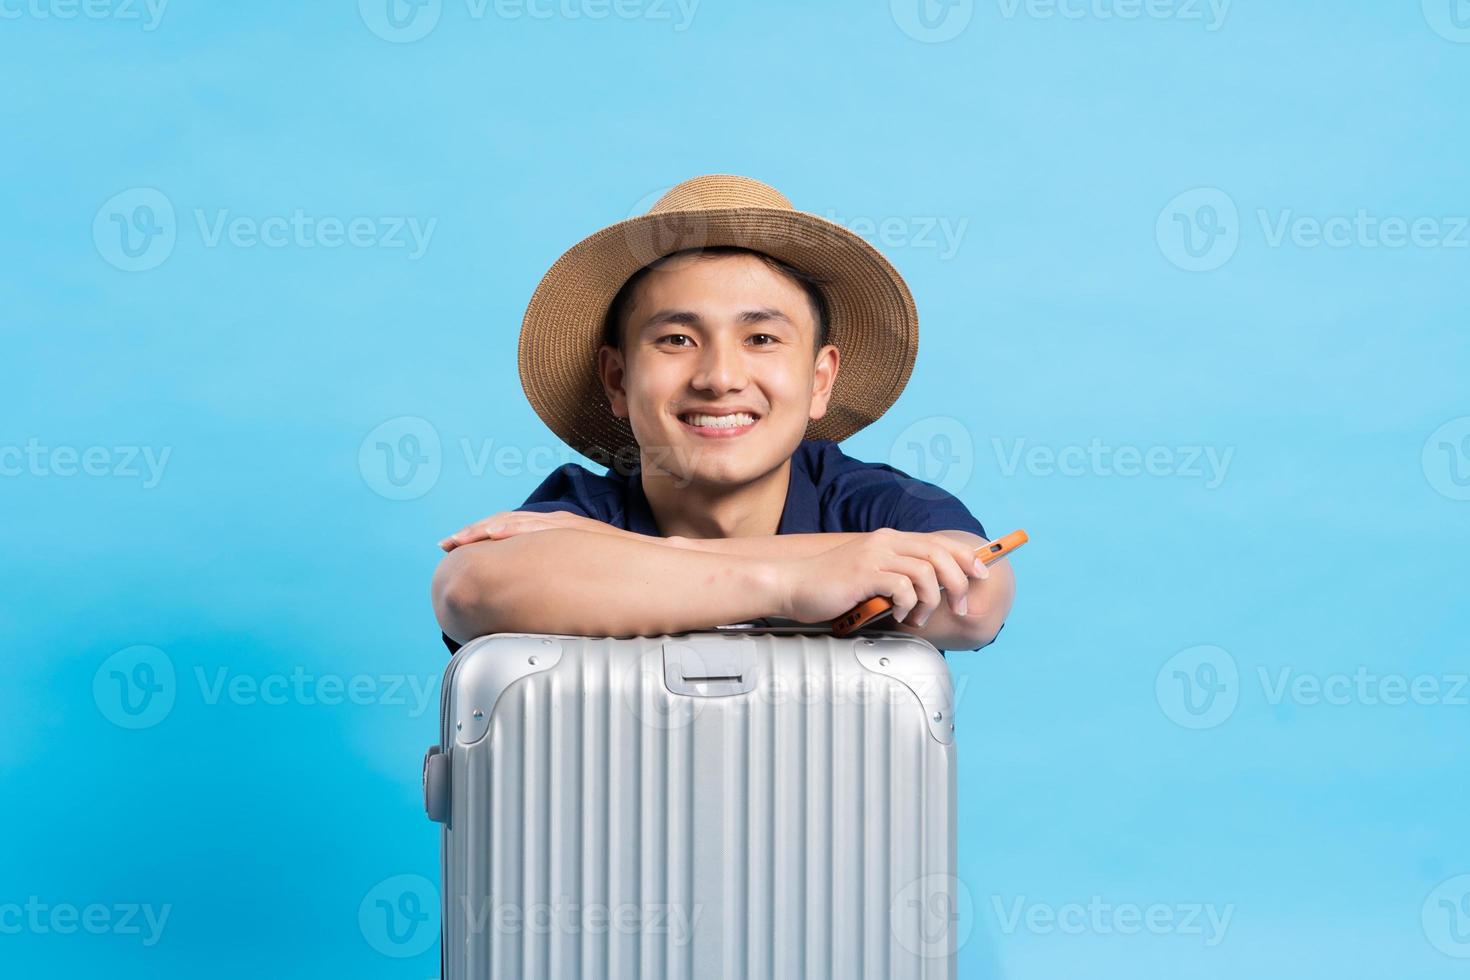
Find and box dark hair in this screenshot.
[601,246,831,354]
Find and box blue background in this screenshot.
[3,0,1468,977]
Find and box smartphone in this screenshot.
[830,529,1028,638]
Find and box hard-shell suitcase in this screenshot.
[422,624,960,979]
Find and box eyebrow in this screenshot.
[640,307,793,332]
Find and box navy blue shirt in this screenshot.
[440,438,990,654]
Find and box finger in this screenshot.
[883,555,942,626]
[922,545,974,615]
[875,572,920,626]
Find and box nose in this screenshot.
[689,335,748,395]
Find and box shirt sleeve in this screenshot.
[827,453,989,540]
[515,463,603,519]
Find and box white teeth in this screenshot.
[683,412,756,429]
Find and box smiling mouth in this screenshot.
[676,410,761,437]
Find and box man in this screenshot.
[432,174,1015,653]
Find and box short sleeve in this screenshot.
[826,458,989,540]
[517,463,605,520]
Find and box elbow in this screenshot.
[432,543,503,645]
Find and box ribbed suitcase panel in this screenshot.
[445,633,955,980]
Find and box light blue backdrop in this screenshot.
[3,1,1467,977]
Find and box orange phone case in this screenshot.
[830,529,1028,637]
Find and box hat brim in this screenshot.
[518,207,918,466]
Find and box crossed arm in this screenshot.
[431,510,1014,652]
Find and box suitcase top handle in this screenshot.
[663,635,759,697]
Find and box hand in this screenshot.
[773,528,991,627]
[438,510,621,551]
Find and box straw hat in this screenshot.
[517,174,919,467]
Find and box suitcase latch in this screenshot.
[663,636,758,697]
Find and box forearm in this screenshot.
[676,529,1014,651]
[670,531,863,560]
[432,528,785,644]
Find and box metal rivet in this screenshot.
[528,656,539,666]
[932,711,943,722]
[950,723,956,732]
[541,639,553,645]
[455,721,463,731]
[878,657,890,667]
[862,639,875,646]
[472,709,484,720]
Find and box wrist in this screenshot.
[745,555,792,620]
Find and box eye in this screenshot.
[657,334,694,347]
[749,333,778,346]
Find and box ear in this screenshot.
[807,343,840,422]
[597,344,630,419]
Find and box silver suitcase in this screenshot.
[423,624,960,979]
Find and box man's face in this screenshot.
[598,252,839,487]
